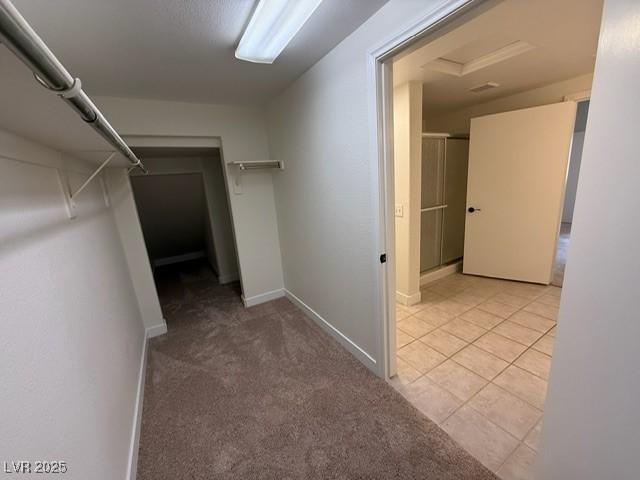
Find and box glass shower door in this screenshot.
[420,135,469,272]
[441,138,469,264]
[420,137,446,272]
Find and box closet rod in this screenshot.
[0,0,146,174]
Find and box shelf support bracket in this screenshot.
[233,174,243,195]
[56,152,116,219]
[56,168,76,219]
[70,152,116,201]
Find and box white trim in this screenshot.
[218,272,239,284]
[130,169,202,177]
[395,290,422,306]
[424,40,535,77]
[420,261,463,286]
[285,289,377,371]
[126,332,148,480]
[145,322,168,339]
[368,52,394,379]
[564,89,591,102]
[123,135,221,148]
[242,288,285,307]
[367,0,492,379]
[425,57,464,76]
[126,324,168,480]
[463,40,535,74]
[152,251,206,268]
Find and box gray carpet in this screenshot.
[138,260,497,479]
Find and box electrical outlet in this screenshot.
[395,204,404,217]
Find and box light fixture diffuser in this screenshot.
[235,0,323,64]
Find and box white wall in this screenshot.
[106,168,165,333]
[130,173,208,262]
[425,73,594,133]
[0,129,146,479]
[200,152,239,283]
[130,154,239,283]
[394,82,423,306]
[537,0,640,478]
[96,96,284,305]
[266,0,471,372]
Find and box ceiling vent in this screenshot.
[469,82,500,93]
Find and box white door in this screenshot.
[463,102,577,284]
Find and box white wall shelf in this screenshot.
[229,160,284,170]
[228,160,283,195]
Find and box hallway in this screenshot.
[137,261,496,479]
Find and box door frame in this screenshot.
[552,94,591,285]
[367,0,497,378]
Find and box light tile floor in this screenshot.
[391,273,559,479]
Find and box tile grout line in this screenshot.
[494,417,543,475]
[399,289,556,381]
[407,329,553,411]
[394,276,558,474]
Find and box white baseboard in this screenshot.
[420,261,462,286]
[126,323,167,480]
[242,288,285,307]
[285,289,377,372]
[126,331,148,480]
[218,272,239,284]
[145,321,168,338]
[395,290,422,306]
[152,251,206,268]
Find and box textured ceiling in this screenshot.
[11,0,388,105]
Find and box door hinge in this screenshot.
[380,253,387,264]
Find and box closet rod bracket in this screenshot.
[56,152,117,219]
[70,152,116,201]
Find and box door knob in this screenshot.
[468,207,481,213]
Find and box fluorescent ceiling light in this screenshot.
[235,0,323,64]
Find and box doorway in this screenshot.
[129,146,241,318]
[376,0,603,477]
[553,100,590,287]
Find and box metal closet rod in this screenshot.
[0,0,146,174]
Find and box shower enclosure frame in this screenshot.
[420,132,469,275]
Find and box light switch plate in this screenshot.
[395,204,404,217]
